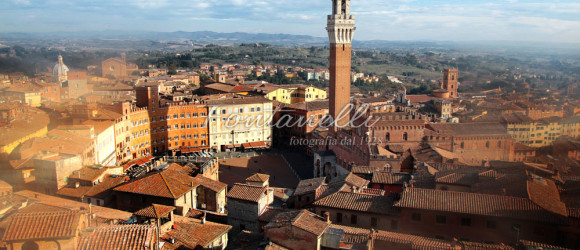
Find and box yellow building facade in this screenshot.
[206,97,273,151]
[263,85,327,104]
[507,116,580,147]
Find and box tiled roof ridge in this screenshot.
[160,172,176,198]
[90,224,154,231]
[403,187,533,202]
[13,210,81,216]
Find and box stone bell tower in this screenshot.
[327,0,355,132]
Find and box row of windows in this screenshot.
[131,113,208,127]
[320,210,398,230]
[411,213,497,229]
[212,107,262,115]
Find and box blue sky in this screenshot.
[1,0,579,43]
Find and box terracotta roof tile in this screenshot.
[2,211,82,241]
[360,188,385,196]
[162,215,231,249]
[259,207,290,222]
[427,123,508,136]
[84,175,127,199]
[134,204,175,219]
[15,190,133,221]
[269,210,330,236]
[396,188,567,224]
[372,172,410,185]
[226,183,267,203]
[329,173,369,188]
[69,167,108,182]
[294,177,325,196]
[284,100,328,111]
[313,191,396,215]
[78,225,157,250]
[519,240,570,250]
[246,173,270,183]
[114,169,198,199]
[205,96,271,105]
[56,186,92,199]
[193,175,227,192]
[373,230,457,250]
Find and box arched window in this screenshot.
[460,142,465,149]
[498,141,502,148]
[403,132,408,141]
[486,141,490,148]
[386,133,390,142]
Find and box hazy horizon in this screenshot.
[2,0,579,44]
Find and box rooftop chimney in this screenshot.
[324,212,330,223]
[201,212,207,224]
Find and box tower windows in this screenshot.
[403,132,408,141]
[386,133,390,142]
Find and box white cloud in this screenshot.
[12,0,30,5]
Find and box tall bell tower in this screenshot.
[327,0,355,132]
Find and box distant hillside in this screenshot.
[0,31,328,46]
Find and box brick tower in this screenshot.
[442,68,458,98]
[327,0,355,132]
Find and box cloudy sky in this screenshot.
[2,0,579,43]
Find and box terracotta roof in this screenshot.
[294,177,326,196]
[204,83,241,93]
[69,167,108,182]
[435,173,477,186]
[15,190,133,221]
[269,210,330,236]
[114,169,198,199]
[14,202,69,214]
[246,173,270,183]
[329,173,370,188]
[258,207,289,222]
[162,215,231,249]
[193,175,227,192]
[56,186,92,199]
[351,166,377,175]
[313,191,396,215]
[284,100,329,111]
[427,123,508,136]
[0,180,12,193]
[406,95,435,104]
[18,130,93,156]
[519,240,570,250]
[205,96,271,105]
[123,156,154,171]
[396,188,567,224]
[0,107,49,147]
[373,230,457,250]
[514,143,536,152]
[78,225,157,250]
[84,175,127,199]
[328,225,496,250]
[526,176,568,217]
[2,211,82,241]
[226,183,267,203]
[460,241,513,250]
[372,172,410,185]
[360,188,385,196]
[134,204,175,219]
